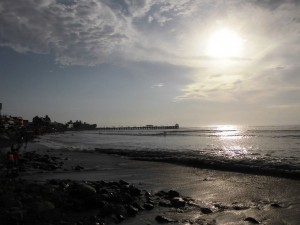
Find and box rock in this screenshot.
[129,185,141,196]
[168,190,180,198]
[244,217,260,224]
[29,200,55,213]
[144,203,154,210]
[270,203,282,208]
[0,194,21,208]
[127,205,139,216]
[74,165,84,171]
[119,180,129,186]
[155,215,175,223]
[200,207,213,214]
[171,197,186,208]
[159,200,172,207]
[7,209,24,222]
[155,190,168,197]
[72,183,97,197]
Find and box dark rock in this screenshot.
[168,190,180,198]
[0,194,22,208]
[233,205,249,210]
[129,185,141,196]
[171,197,186,208]
[29,200,55,213]
[144,191,152,197]
[132,202,144,210]
[200,207,213,214]
[270,203,282,208]
[74,165,84,171]
[155,215,176,223]
[244,217,260,224]
[155,190,168,197]
[7,209,24,222]
[159,200,172,207]
[119,180,129,185]
[72,183,97,197]
[127,205,139,216]
[144,203,154,210]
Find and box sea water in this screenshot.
[38,125,300,179]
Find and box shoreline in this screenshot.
[1,140,300,224]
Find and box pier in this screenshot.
[97,124,179,130]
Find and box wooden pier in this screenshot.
[97,124,179,130]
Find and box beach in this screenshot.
[0,136,299,225]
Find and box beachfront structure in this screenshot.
[98,124,179,130]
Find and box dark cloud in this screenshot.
[0,0,130,65]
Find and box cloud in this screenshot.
[0,0,132,65]
[0,0,299,73]
[152,83,164,88]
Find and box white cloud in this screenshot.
[0,0,300,110]
[152,83,164,88]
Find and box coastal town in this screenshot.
[0,103,97,148]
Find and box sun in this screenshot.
[207,28,243,58]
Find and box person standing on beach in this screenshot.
[6,145,19,177]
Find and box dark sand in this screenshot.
[1,141,300,225]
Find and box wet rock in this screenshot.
[200,207,213,214]
[129,185,141,196]
[159,199,172,207]
[74,165,84,171]
[244,217,260,224]
[0,194,22,208]
[168,190,180,198]
[270,203,282,208]
[171,197,186,208]
[119,180,129,186]
[7,208,24,222]
[144,203,154,210]
[155,190,168,197]
[233,204,249,210]
[155,215,176,223]
[72,183,97,197]
[127,205,139,216]
[29,200,55,213]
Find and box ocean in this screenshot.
[38,125,300,179]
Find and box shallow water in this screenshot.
[38,125,300,179]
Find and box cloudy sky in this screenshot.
[0,0,300,126]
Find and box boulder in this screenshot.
[200,207,213,214]
[171,197,186,208]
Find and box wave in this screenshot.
[94,148,300,180]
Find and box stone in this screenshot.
[200,207,213,214]
[129,185,141,196]
[127,205,139,216]
[74,165,84,171]
[155,215,175,223]
[168,190,180,198]
[72,183,97,197]
[270,203,282,208]
[171,197,186,208]
[244,217,260,224]
[144,203,154,210]
[159,200,172,207]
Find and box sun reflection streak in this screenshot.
[214,125,252,159]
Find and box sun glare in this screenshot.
[207,28,243,58]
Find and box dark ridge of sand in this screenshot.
[1,141,300,225]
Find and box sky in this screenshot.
[0,0,300,127]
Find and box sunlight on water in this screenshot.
[215,125,251,159]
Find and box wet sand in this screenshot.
[2,141,300,224]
